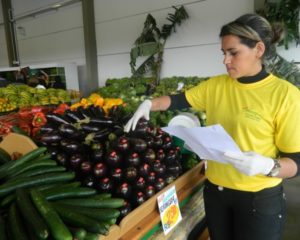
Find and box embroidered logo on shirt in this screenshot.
[243,107,262,121]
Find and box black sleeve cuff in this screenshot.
[279,151,300,177]
[169,93,191,111]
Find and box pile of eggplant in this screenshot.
[39,105,184,218]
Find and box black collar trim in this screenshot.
[237,68,269,83]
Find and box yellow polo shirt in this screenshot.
[185,74,300,191]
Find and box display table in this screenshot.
[100,161,206,240]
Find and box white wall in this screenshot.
[1,0,255,88]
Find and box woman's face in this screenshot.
[221,34,263,79]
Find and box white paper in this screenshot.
[162,124,241,164]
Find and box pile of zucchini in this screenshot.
[0,146,124,240]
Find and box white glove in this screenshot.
[124,99,152,132]
[223,151,275,176]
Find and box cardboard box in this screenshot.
[0,132,37,156]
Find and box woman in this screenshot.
[125,13,300,240]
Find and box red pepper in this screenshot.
[31,127,40,138]
[32,112,47,127]
[53,103,70,115]
[18,123,31,136]
[31,106,43,114]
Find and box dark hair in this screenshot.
[219,13,281,58]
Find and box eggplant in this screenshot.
[165,173,176,185]
[135,176,146,190]
[167,162,182,177]
[40,132,62,145]
[138,163,151,177]
[58,124,79,137]
[80,161,93,175]
[46,113,71,125]
[47,146,60,159]
[156,149,165,161]
[89,105,105,118]
[116,182,132,199]
[61,140,83,154]
[92,149,105,162]
[106,150,122,168]
[144,185,156,199]
[124,166,137,182]
[56,152,69,166]
[80,123,103,133]
[144,135,154,148]
[82,175,96,188]
[162,136,173,150]
[153,136,163,149]
[154,178,166,192]
[77,106,94,118]
[132,191,146,206]
[89,117,114,126]
[40,123,56,134]
[165,149,178,165]
[119,201,132,219]
[143,148,156,165]
[126,152,140,167]
[130,138,147,153]
[97,177,113,193]
[153,162,166,177]
[69,153,85,170]
[112,125,124,137]
[93,162,108,178]
[111,168,123,183]
[64,109,85,122]
[85,128,111,143]
[116,136,130,152]
[146,171,156,184]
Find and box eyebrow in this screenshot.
[221,47,237,52]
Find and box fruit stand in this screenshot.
[0,80,207,240]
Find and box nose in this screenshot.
[223,53,231,65]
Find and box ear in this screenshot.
[255,41,265,58]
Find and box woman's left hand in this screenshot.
[224,151,275,176]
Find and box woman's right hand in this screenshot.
[124,99,152,132]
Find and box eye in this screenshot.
[230,51,238,56]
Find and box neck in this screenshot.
[237,66,269,83]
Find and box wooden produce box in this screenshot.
[100,161,205,240]
[0,132,37,155]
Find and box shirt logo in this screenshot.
[243,107,262,121]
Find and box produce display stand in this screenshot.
[100,161,205,240]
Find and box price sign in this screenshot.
[157,185,182,235]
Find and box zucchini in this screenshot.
[0,172,75,197]
[16,189,49,239]
[0,147,11,163]
[69,227,87,240]
[0,193,15,207]
[84,232,99,240]
[0,215,7,240]
[53,204,109,234]
[43,187,97,201]
[0,147,47,179]
[88,193,112,200]
[30,189,72,240]
[56,197,124,208]
[53,203,120,220]
[11,165,66,179]
[6,159,57,180]
[8,203,29,240]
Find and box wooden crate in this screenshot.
[100,161,205,240]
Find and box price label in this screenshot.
[157,185,182,235]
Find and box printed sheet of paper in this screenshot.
[162,124,241,163]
